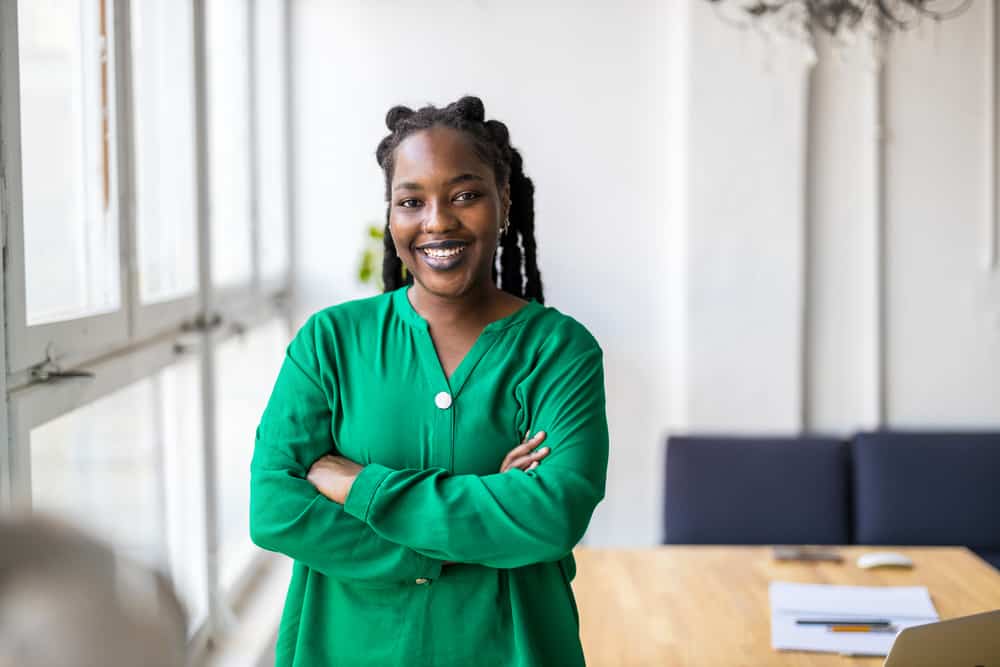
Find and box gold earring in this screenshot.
[500,215,510,236]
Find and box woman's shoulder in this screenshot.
[303,291,394,328]
[526,301,603,360]
[287,292,394,355]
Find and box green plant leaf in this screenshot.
[358,222,387,291]
[359,250,374,283]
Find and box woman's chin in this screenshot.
[411,264,490,300]
[416,276,474,300]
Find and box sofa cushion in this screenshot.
[852,431,1000,550]
[664,436,850,545]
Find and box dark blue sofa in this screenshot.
[852,431,1000,571]
[664,431,1000,571]
[663,436,851,545]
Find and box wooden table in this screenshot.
[571,546,1000,666]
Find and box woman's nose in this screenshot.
[422,201,459,233]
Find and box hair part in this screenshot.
[376,96,544,304]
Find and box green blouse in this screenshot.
[250,285,609,666]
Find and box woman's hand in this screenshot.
[306,455,364,505]
[499,431,549,473]
[441,432,550,569]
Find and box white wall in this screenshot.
[685,4,811,432]
[682,1,1000,436]
[881,9,1000,426]
[292,0,1000,547]
[805,31,881,430]
[292,0,675,546]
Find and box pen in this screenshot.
[828,625,898,633]
[795,619,892,626]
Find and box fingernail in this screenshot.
[540,447,550,453]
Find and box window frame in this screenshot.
[3,0,132,378]
[252,0,294,293]
[1,0,19,508]
[204,0,257,302]
[6,302,279,508]
[6,336,195,508]
[1,0,296,647]
[122,0,202,340]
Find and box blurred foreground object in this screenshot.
[0,515,186,667]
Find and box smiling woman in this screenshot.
[393,131,497,284]
[250,96,609,666]
[377,96,544,306]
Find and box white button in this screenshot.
[414,578,429,585]
[434,391,452,409]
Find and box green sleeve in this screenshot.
[343,344,608,569]
[249,315,443,584]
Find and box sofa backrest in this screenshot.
[852,431,1000,550]
[664,436,851,545]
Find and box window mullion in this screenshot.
[1,271,10,512]
[112,0,140,341]
[282,0,297,312]
[150,372,171,573]
[0,0,28,379]
[1,283,10,511]
[248,0,261,298]
[191,0,225,642]
[0,0,23,512]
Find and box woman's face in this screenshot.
[389,126,509,300]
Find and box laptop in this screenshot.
[884,609,1000,666]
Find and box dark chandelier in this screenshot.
[706,0,974,36]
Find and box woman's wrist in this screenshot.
[307,455,364,504]
[337,471,360,504]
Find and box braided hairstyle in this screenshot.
[375,96,544,304]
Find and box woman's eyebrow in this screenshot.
[447,173,485,186]
[393,173,485,192]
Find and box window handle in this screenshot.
[31,368,96,383]
[181,312,224,332]
[29,347,96,385]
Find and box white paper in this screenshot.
[769,582,939,656]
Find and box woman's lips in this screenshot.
[418,243,468,270]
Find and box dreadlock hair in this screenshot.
[375,95,544,304]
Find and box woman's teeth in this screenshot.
[422,246,466,258]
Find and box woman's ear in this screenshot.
[502,182,511,218]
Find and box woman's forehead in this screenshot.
[392,126,492,183]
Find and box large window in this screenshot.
[215,319,287,591]
[17,0,121,327]
[161,357,210,632]
[255,0,291,286]
[30,379,166,568]
[206,0,254,290]
[130,0,199,307]
[1,0,294,652]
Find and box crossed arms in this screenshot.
[249,317,608,583]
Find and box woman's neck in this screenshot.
[408,280,510,329]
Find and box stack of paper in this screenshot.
[769,582,939,656]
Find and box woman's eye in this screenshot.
[399,199,422,208]
[454,191,481,202]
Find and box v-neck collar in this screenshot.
[392,286,543,396]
